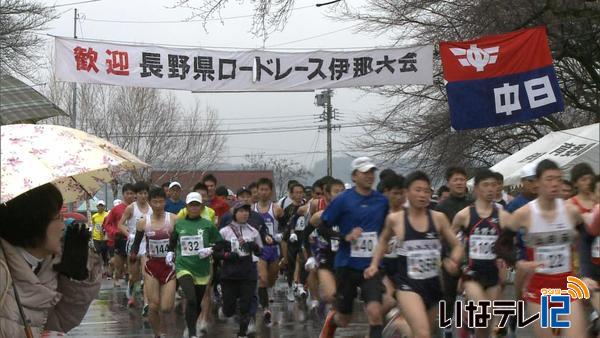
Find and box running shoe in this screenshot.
[296,284,308,299]
[247,318,256,334]
[263,309,272,326]
[286,286,295,302]
[319,310,337,338]
[199,320,208,334]
[142,303,149,317]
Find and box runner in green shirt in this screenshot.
[168,192,222,338]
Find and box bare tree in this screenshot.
[44,82,227,196]
[170,0,296,38]
[329,0,600,177]
[0,0,56,80]
[178,0,599,177]
[241,152,311,197]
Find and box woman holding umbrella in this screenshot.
[0,183,102,337]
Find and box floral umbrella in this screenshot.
[1,124,149,203]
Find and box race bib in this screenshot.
[230,237,251,257]
[94,223,103,233]
[148,239,169,258]
[295,216,306,231]
[384,238,398,258]
[265,220,275,236]
[407,249,440,279]
[535,244,570,274]
[180,235,203,257]
[331,226,340,252]
[350,231,378,258]
[469,235,498,260]
[592,237,600,259]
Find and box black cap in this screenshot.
[236,186,251,196]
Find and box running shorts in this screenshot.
[145,258,176,285]
[335,267,384,315]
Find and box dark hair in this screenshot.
[381,174,405,191]
[133,181,150,193]
[233,205,251,222]
[536,159,560,178]
[445,167,467,181]
[216,186,229,197]
[290,183,304,193]
[149,186,166,200]
[0,183,63,248]
[257,177,273,190]
[436,185,450,196]
[287,180,300,191]
[570,162,595,184]
[592,175,600,193]
[202,174,217,185]
[562,179,573,187]
[474,169,497,186]
[405,171,431,188]
[161,182,170,189]
[492,172,504,182]
[193,182,207,192]
[122,183,135,194]
[312,179,323,190]
[248,182,258,190]
[325,179,345,193]
[319,176,335,187]
[379,168,396,181]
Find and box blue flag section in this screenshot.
[446,66,564,130]
[440,27,564,130]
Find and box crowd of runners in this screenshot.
[88,157,599,338]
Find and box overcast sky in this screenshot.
[40,0,398,176]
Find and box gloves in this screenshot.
[198,247,213,259]
[241,241,259,254]
[54,221,90,280]
[273,233,283,242]
[304,257,318,271]
[289,233,298,243]
[165,251,175,267]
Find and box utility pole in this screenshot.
[71,8,78,129]
[316,89,339,177]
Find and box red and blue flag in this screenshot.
[440,26,564,130]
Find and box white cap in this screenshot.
[96,200,106,206]
[169,181,182,189]
[351,157,377,173]
[186,192,202,204]
[227,188,234,196]
[113,199,122,206]
[520,162,537,179]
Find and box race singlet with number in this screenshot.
[350,231,378,258]
[535,244,571,274]
[469,235,498,260]
[148,239,169,258]
[406,249,440,280]
[592,237,600,264]
[180,235,203,257]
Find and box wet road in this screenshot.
[68,277,539,338]
[69,277,370,338]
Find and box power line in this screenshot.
[267,24,361,47]
[226,149,358,158]
[105,122,373,138]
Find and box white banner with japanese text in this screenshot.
[54,37,433,92]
